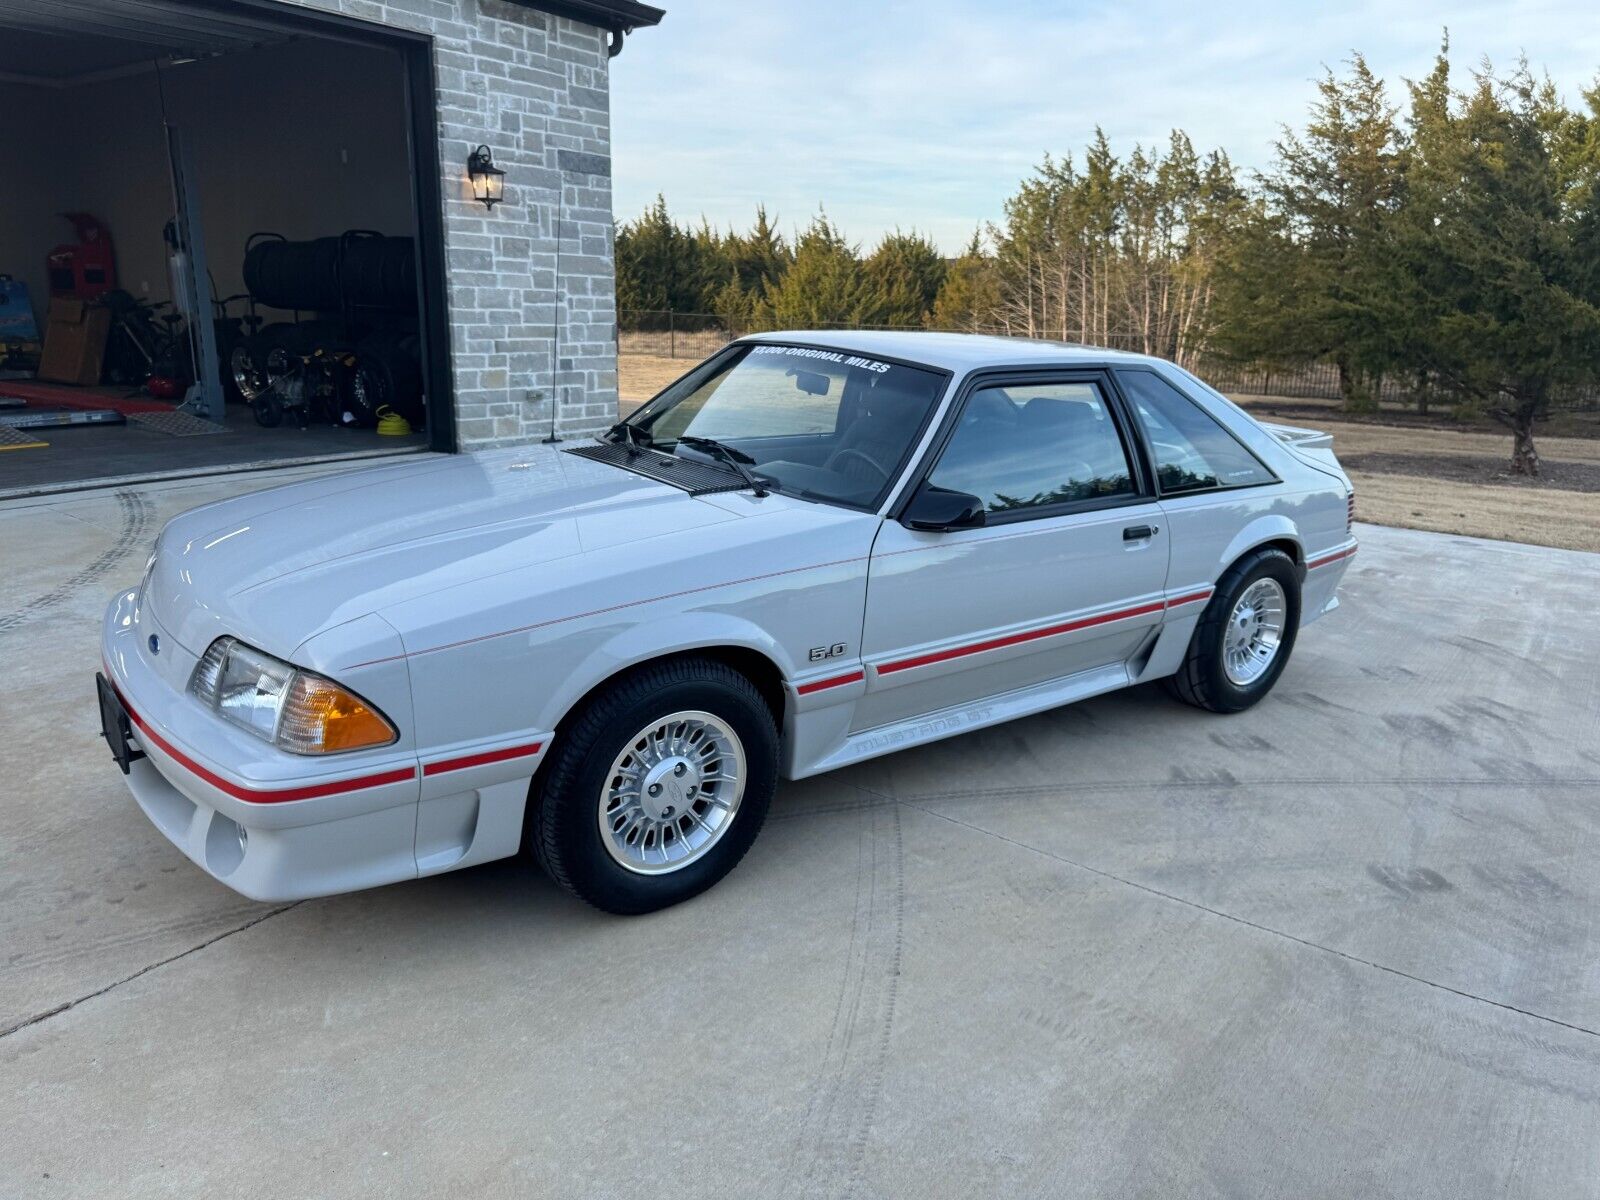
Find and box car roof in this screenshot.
[741,329,1164,374]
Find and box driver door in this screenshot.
[854,372,1170,732]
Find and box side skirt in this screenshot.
[793,661,1131,779]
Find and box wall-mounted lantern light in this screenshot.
[467,145,505,209]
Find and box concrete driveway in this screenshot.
[2,469,1598,1198]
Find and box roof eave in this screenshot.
[507,0,664,35]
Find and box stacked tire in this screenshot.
[236,231,423,430]
[243,237,342,312]
[344,329,424,430]
[337,234,417,311]
[242,234,417,314]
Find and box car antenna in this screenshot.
[542,169,565,444]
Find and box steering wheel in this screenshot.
[825,447,891,485]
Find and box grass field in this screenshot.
[619,352,1600,553]
[620,353,697,403]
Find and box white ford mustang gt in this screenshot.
[98,332,1355,913]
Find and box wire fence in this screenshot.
[618,310,733,360]
[617,310,1600,409]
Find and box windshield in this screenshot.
[621,343,948,509]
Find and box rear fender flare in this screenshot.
[1215,514,1302,576]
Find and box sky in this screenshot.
[609,0,1600,254]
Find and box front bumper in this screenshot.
[100,589,547,900]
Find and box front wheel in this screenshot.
[1166,547,1300,713]
[527,658,778,914]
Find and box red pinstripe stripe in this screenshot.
[796,669,865,696]
[422,742,543,776]
[876,600,1168,676]
[1308,545,1357,570]
[1166,589,1214,608]
[115,685,416,804]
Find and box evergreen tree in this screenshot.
[863,230,948,326]
[614,196,712,314]
[932,230,1002,330]
[1212,55,1409,408]
[709,207,793,334]
[1393,50,1600,473]
[759,213,875,328]
[724,206,791,295]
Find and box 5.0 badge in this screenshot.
[808,643,848,662]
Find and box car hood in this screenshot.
[144,444,756,659]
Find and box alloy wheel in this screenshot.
[1222,577,1287,686]
[230,345,267,401]
[598,710,746,875]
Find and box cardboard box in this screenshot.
[37,297,111,385]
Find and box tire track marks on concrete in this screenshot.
[788,802,905,1198]
[0,490,151,635]
[0,903,298,1040]
[885,787,1600,1042]
[5,900,266,974]
[771,773,1600,824]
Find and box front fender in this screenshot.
[294,614,418,757]
[536,612,796,734]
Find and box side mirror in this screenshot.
[902,484,986,532]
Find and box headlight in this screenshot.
[189,637,397,755]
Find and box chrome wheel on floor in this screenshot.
[599,710,746,875]
[231,343,269,401]
[1222,578,1287,686]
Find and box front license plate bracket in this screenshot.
[96,672,145,775]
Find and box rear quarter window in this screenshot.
[1116,369,1276,494]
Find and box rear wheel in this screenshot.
[528,658,778,914]
[1167,547,1300,713]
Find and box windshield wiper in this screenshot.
[677,436,771,497]
[605,420,651,455]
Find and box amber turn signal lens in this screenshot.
[277,674,397,754]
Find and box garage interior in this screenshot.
[0,1,442,496]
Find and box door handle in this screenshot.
[1123,524,1159,541]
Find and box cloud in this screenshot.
[610,0,1600,254]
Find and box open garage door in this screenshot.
[0,0,454,496]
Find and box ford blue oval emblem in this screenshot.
[148,634,160,655]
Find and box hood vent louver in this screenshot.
[565,442,750,496]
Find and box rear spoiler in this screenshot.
[1261,422,1334,451]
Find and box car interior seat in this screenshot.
[1021,396,1128,498]
[824,376,931,484]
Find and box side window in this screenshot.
[1116,369,1275,494]
[925,380,1136,515]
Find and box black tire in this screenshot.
[528,658,778,915]
[341,356,388,428]
[1166,547,1301,714]
[213,319,246,405]
[354,328,424,426]
[252,394,284,428]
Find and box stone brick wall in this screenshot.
[283,0,620,446]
